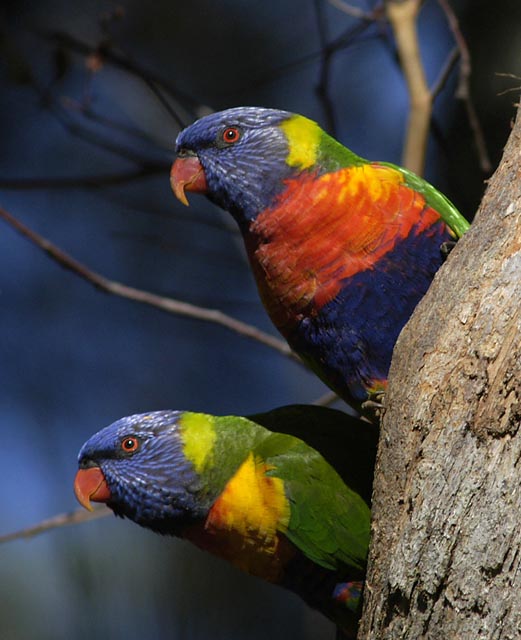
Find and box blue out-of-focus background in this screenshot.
[1,1,519,638]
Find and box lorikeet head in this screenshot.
[171,106,341,228]
[74,411,204,534]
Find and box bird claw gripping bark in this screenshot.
[440,240,457,259]
[361,391,386,424]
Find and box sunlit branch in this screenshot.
[385,0,431,175]
[384,0,491,177]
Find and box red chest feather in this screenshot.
[246,164,442,333]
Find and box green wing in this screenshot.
[317,126,470,238]
[249,404,377,505]
[253,431,371,573]
[380,161,470,238]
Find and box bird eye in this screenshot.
[121,437,140,453]
[222,127,241,144]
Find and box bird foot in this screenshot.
[361,392,386,423]
[440,240,457,259]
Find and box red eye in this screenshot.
[222,127,241,144]
[121,437,139,453]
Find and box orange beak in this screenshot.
[170,156,208,206]
[74,467,111,511]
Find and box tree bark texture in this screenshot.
[359,100,521,639]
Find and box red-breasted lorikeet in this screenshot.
[170,107,469,415]
[74,405,374,635]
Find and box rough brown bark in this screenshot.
[359,99,521,639]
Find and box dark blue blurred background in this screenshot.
[1,1,519,638]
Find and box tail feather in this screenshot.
[333,580,363,613]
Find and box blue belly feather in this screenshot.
[287,222,452,406]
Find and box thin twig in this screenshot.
[0,506,111,544]
[39,30,201,117]
[314,0,337,135]
[139,75,187,130]
[436,0,492,173]
[61,96,171,149]
[0,207,297,361]
[431,45,460,100]
[313,0,387,135]
[45,96,165,167]
[230,10,379,99]
[328,0,383,21]
[495,72,521,97]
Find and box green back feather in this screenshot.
[382,162,470,238]
[249,404,377,505]
[257,432,370,572]
[203,412,372,573]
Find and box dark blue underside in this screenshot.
[287,222,453,407]
[280,546,361,630]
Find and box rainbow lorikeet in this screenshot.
[74,406,372,635]
[170,107,469,414]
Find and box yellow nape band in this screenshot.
[179,413,216,473]
[207,452,290,549]
[280,115,321,170]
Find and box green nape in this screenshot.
[280,114,365,173]
[178,411,274,500]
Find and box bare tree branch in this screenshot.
[385,0,431,174]
[314,0,337,135]
[0,206,297,361]
[60,96,171,148]
[328,0,381,21]
[38,30,203,119]
[314,1,388,136]
[430,45,459,100]
[0,506,111,544]
[384,0,491,177]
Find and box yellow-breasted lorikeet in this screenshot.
[170,107,470,414]
[74,406,373,634]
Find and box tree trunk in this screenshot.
[359,100,521,639]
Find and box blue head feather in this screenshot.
[175,106,295,227]
[77,411,208,534]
